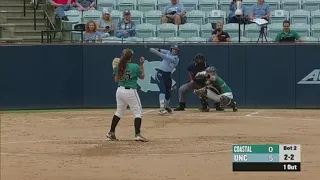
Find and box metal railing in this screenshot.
[41,29,85,43]
[23,0,39,30]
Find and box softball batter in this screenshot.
[106,49,148,142]
[194,66,238,112]
[148,44,180,115]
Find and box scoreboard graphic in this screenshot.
[232,144,301,171]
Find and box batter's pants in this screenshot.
[115,86,143,118]
[156,69,172,100]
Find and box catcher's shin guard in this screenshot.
[199,96,209,112]
[231,100,238,112]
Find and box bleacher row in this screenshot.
[60,0,320,42]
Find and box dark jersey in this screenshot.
[187,62,208,85]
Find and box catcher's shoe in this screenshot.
[231,100,238,112]
[165,107,173,114]
[106,132,118,141]
[215,103,225,111]
[135,134,148,142]
[158,108,169,115]
[199,106,210,112]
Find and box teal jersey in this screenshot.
[114,63,142,89]
[215,75,232,93]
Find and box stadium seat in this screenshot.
[291,23,310,37]
[180,0,198,12]
[156,23,178,38]
[270,10,290,24]
[83,10,102,24]
[145,10,162,25]
[102,37,124,43]
[301,0,320,11]
[157,0,169,11]
[311,10,320,25]
[282,0,301,11]
[242,0,256,14]
[219,0,231,15]
[185,36,207,43]
[186,10,206,25]
[64,10,82,22]
[136,0,157,12]
[290,10,310,24]
[224,23,243,38]
[265,0,281,12]
[206,10,227,24]
[198,0,218,12]
[200,23,213,38]
[301,36,319,42]
[311,23,320,38]
[178,23,200,38]
[136,23,156,38]
[130,10,144,24]
[231,36,251,43]
[144,36,165,43]
[267,23,283,39]
[117,0,136,12]
[110,10,123,24]
[97,0,116,11]
[244,23,261,39]
[125,37,144,43]
[165,37,186,43]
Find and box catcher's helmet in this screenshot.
[205,66,217,73]
[194,53,205,64]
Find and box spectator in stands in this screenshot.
[228,0,248,24]
[209,22,231,43]
[162,0,187,25]
[97,8,115,37]
[75,0,95,11]
[250,0,270,21]
[116,11,136,38]
[51,0,76,21]
[275,20,303,42]
[82,20,102,43]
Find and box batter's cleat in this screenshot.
[165,107,173,114]
[106,132,118,141]
[158,108,169,115]
[135,134,148,142]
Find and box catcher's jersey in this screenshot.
[214,75,232,93]
[114,63,142,89]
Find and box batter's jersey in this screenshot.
[114,63,142,89]
[215,75,232,93]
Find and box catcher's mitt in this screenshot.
[112,58,120,69]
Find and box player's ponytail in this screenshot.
[117,49,133,79]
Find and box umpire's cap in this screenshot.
[194,53,206,63]
[206,66,217,73]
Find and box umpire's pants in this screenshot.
[178,82,203,103]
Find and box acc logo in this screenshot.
[137,60,176,92]
[297,69,320,84]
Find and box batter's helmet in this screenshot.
[205,66,217,73]
[170,44,179,51]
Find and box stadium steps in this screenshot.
[0,4,46,11]
[0,9,45,17]
[6,16,46,24]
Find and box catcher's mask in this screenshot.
[170,44,179,55]
[205,66,217,74]
[194,53,206,65]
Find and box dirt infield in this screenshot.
[1,109,320,180]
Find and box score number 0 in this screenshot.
[268,146,274,161]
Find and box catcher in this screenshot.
[194,66,238,112]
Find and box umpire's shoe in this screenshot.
[174,102,186,111]
[106,132,118,141]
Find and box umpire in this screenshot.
[174,54,224,112]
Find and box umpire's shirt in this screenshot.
[187,62,208,85]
